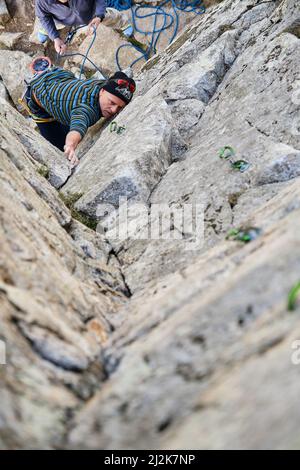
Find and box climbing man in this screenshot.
[32,0,134,54]
[22,67,136,165]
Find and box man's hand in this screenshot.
[87,16,102,36]
[64,144,79,166]
[64,130,82,166]
[54,37,67,55]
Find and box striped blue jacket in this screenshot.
[30,67,104,137]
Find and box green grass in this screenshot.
[37,164,49,179]
[59,191,98,231]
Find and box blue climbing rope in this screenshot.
[57,1,205,76]
[107,0,133,10]
[58,25,109,79]
[111,0,206,70]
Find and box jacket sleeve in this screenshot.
[95,0,107,18]
[70,105,97,138]
[35,0,60,40]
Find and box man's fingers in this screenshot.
[64,146,79,166]
[64,146,73,159]
[55,40,66,55]
[86,22,92,35]
[87,19,99,36]
[70,154,79,166]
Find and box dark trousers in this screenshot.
[37,121,70,152]
[24,85,69,152]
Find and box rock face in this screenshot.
[0,50,32,106]
[0,97,129,449]
[1,0,300,450]
[4,0,34,19]
[63,0,300,293]
[0,98,72,188]
[0,0,10,26]
[0,31,23,48]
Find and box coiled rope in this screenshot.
[57,1,205,75]
[110,0,206,70]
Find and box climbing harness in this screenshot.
[108,0,206,69]
[287,281,300,311]
[18,96,56,123]
[226,227,262,243]
[110,121,126,134]
[218,146,250,173]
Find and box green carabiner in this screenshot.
[287,281,300,311]
[231,159,250,173]
[110,121,118,133]
[226,227,261,243]
[226,228,240,240]
[218,146,235,160]
[116,125,126,135]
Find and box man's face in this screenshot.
[99,89,126,119]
